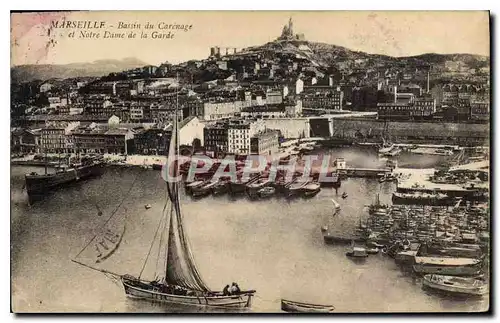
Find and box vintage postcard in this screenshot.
[10,11,490,313]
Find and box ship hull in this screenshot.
[422,275,488,297]
[392,193,456,206]
[413,263,482,276]
[25,162,105,196]
[122,279,253,309]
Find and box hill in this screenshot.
[11,57,148,83]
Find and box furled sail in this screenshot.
[163,91,211,292]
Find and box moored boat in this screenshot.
[422,274,488,297]
[346,241,369,258]
[257,186,275,199]
[392,192,456,206]
[212,181,230,196]
[302,182,321,198]
[281,299,335,313]
[413,256,482,276]
[286,181,308,198]
[191,180,219,198]
[25,160,105,198]
[185,180,207,195]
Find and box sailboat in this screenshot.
[73,79,256,309]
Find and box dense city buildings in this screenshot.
[10,17,490,156]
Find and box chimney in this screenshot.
[394,85,398,103]
[427,70,430,93]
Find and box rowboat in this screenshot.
[422,274,488,297]
[281,299,335,313]
[257,186,276,199]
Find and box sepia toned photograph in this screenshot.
[10,10,490,314]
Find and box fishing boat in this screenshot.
[191,180,219,198]
[73,77,256,309]
[286,181,308,198]
[394,250,418,265]
[229,174,259,195]
[185,180,207,195]
[212,181,230,196]
[413,256,482,276]
[281,299,335,313]
[257,186,275,199]
[302,182,321,198]
[247,178,271,191]
[346,241,369,258]
[422,274,488,297]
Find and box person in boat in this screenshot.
[222,284,230,296]
[229,282,241,295]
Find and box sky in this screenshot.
[10,11,490,66]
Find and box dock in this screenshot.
[337,167,392,178]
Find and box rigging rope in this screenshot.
[153,203,168,279]
[139,200,169,279]
[74,172,140,259]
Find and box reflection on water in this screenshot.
[10,148,489,313]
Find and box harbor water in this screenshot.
[10,147,489,313]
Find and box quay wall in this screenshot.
[262,118,310,139]
[329,119,489,144]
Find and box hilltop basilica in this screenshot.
[277,18,306,41]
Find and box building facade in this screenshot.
[40,122,80,153]
[250,129,279,155]
[133,127,170,155]
[203,122,229,154]
[227,119,265,154]
[470,101,490,121]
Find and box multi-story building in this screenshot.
[11,128,42,153]
[265,89,283,105]
[83,95,113,116]
[241,105,286,119]
[133,126,170,155]
[40,121,80,153]
[204,122,229,155]
[181,99,204,119]
[71,123,136,154]
[302,90,343,110]
[377,103,413,120]
[412,98,436,119]
[202,100,250,121]
[470,101,490,121]
[250,129,279,155]
[227,119,265,155]
[129,102,151,121]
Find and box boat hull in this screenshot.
[413,263,482,276]
[122,279,254,309]
[422,275,488,297]
[25,162,105,196]
[392,193,456,206]
[281,299,334,313]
